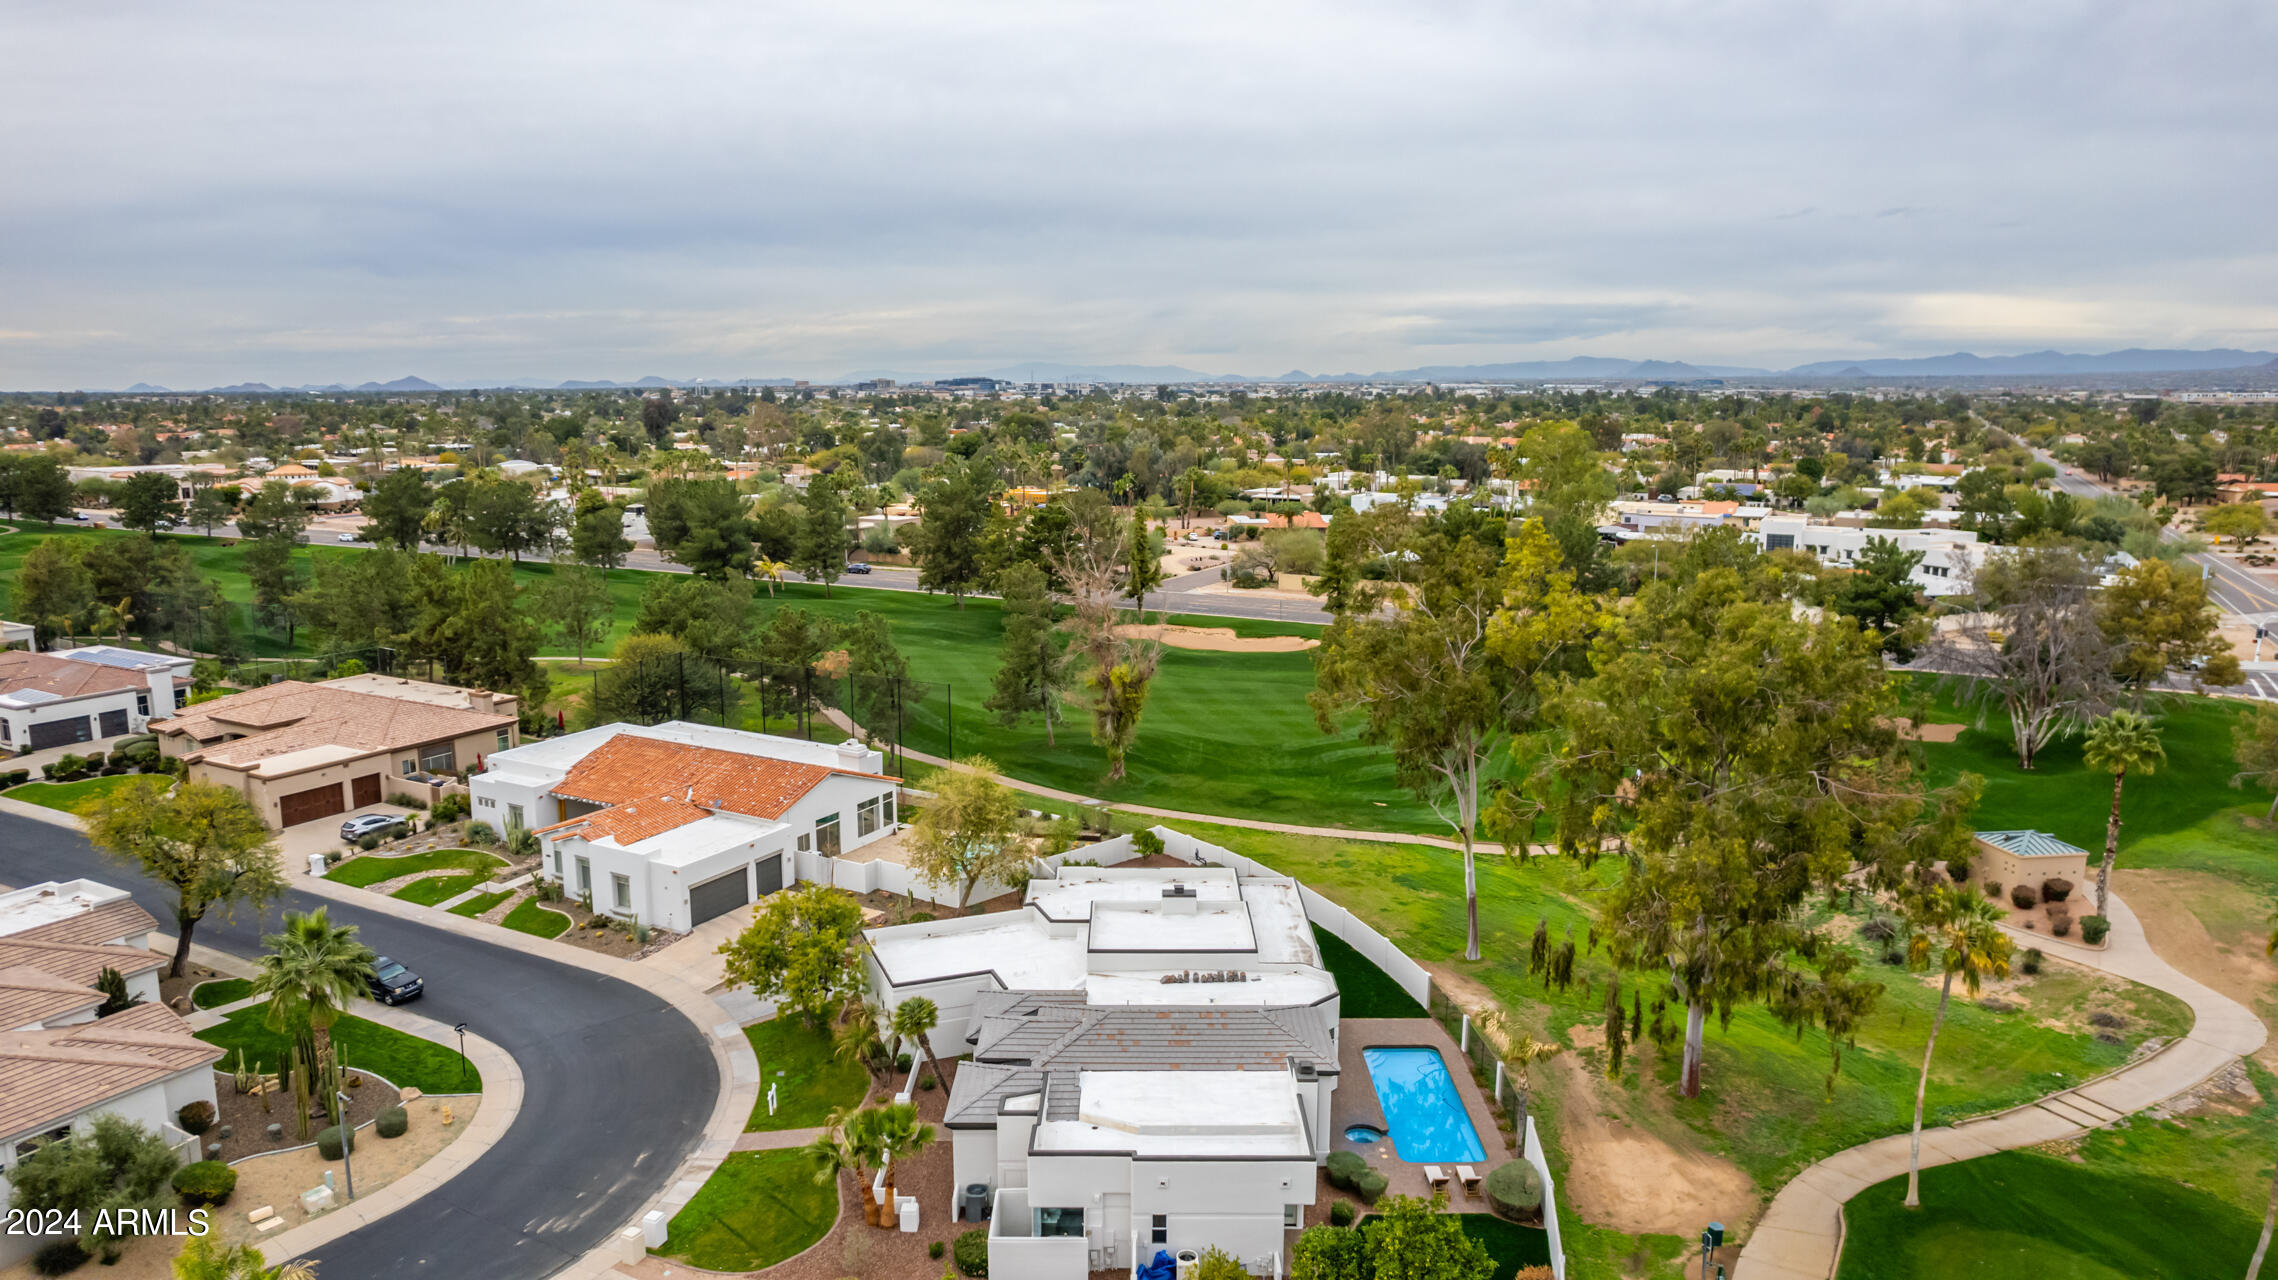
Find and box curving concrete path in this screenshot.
[1736,890,2268,1280]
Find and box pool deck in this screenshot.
[1320,1015,1512,1218]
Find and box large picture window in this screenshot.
[857,796,880,837]
[419,744,457,774]
[815,813,841,858]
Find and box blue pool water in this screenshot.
[1361,1046,1485,1163]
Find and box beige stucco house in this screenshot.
[154,675,519,829]
[1968,829,2091,894]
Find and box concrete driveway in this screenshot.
[276,803,419,876]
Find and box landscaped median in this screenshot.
[195,1006,483,1095]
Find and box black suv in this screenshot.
[366,956,424,1005]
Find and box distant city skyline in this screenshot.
[3,1,2274,390]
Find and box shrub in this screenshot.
[81,751,105,770]
[177,1100,216,1136]
[953,1228,989,1277]
[385,792,430,810]
[1983,881,2002,899]
[2021,947,2044,975]
[432,793,470,822]
[895,1053,914,1073]
[171,1160,237,1207]
[316,1125,354,1160]
[929,1241,945,1260]
[376,1106,409,1139]
[1352,1169,1388,1204]
[2010,884,2038,909]
[1513,1269,1555,1280]
[1485,1160,1545,1221]
[2081,915,2111,945]
[465,821,498,846]
[30,1239,88,1276]
[2051,911,2073,938]
[1193,1248,1247,1280]
[1324,1150,1368,1190]
[2041,878,2074,904]
[358,833,382,851]
[1858,916,1899,943]
[1329,1200,1355,1226]
[1947,859,1970,882]
[1133,828,1166,858]
[2,769,27,786]
[909,911,936,924]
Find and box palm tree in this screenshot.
[832,1000,886,1080]
[2083,710,2165,917]
[872,1099,937,1222]
[252,907,377,1067]
[889,997,947,1091]
[173,1236,319,1279]
[1902,886,2012,1208]
[753,558,789,597]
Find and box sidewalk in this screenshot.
[1736,890,2267,1280]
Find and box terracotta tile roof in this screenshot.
[157,680,512,773]
[10,899,158,949]
[0,937,165,989]
[540,796,713,845]
[0,966,103,1030]
[551,735,846,821]
[0,651,159,700]
[0,1003,224,1140]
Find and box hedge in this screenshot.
[172,1160,237,1208]
[2081,915,2111,945]
[1485,1160,1544,1222]
[953,1228,989,1277]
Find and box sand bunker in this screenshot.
[1115,623,1319,653]
[1885,717,1967,743]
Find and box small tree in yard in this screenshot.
[717,884,867,1026]
[2234,705,2278,820]
[1901,885,2012,1209]
[86,778,284,978]
[1359,1192,1494,1280]
[890,996,949,1090]
[2082,709,2164,917]
[8,1113,180,1261]
[906,757,1026,911]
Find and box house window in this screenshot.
[882,794,895,826]
[576,856,591,896]
[137,692,150,716]
[1150,1215,1167,1245]
[612,873,631,912]
[1284,1204,1302,1228]
[1,720,10,744]
[14,1126,69,1160]
[815,813,841,858]
[1765,533,1795,551]
[797,833,811,852]
[496,729,510,751]
[553,848,562,877]
[174,688,187,708]
[507,803,524,829]
[1034,1207,1083,1238]
[419,744,457,774]
[402,759,417,776]
[857,796,880,837]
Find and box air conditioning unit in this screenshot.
[961,1184,991,1222]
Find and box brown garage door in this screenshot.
[351,774,382,808]
[278,782,346,828]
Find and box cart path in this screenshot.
[1734,889,2267,1279]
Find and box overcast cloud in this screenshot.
[3,0,2274,388]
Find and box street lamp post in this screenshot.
[335,1091,356,1202]
[454,1022,469,1088]
[1699,1222,1724,1280]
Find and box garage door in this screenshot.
[98,708,129,737]
[687,866,751,927]
[27,716,92,751]
[278,782,346,828]
[351,774,381,808]
[755,853,784,897]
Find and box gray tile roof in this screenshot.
[946,994,1336,1127]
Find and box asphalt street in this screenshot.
[2039,454,2278,617]
[0,811,718,1280]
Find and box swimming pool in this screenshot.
[1361,1046,1485,1163]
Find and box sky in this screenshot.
[3,0,2275,389]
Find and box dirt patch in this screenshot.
[544,896,681,958]
[1883,717,1968,743]
[1546,1052,1759,1237]
[2121,868,2278,1067]
[1114,622,1318,652]
[208,1067,403,1163]
[158,961,232,1011]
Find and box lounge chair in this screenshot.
[1458,1166,1483,1200]
[1423,1165,1450,1194]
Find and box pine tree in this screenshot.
[1529,918,1550,979]
[1630,991,1644,1043]
[1604,976,1627,1078]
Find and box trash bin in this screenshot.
[309,852,329,877]
[641,1209,668,1248]
[898,1196,920,1232]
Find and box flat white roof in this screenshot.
[1088,901,1256,952]
[871,920,1088,990]
[617,812,787,867]
[1084,969,1336,1008]
[1034,1071,1311,1157]
[1026,867,1241,921]
[0,880,133,939]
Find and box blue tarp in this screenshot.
[1136,1250,1176,1280]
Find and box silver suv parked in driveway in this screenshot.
[340,813,406,842]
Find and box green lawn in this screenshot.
[189,977,253,1009]
[501,894,572,938]
[654,1148,837,1272]
[393,873,489,906]
[1313,925,1427,1019]
[448,890,513,917]
[194,1007,481,1094]
[328,847,505,889]
[1147,816,2193,1195]
[4,775,155,814]
[743,1016,871,1131]
[1836,1147,2259,1279]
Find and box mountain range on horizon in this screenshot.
[65,347,2278,395]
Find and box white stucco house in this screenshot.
[864,864,1342,1279]
[470,721,901,932]
[0,645,192,753]
[1755,514,1984,597]
[0,880,217,1268]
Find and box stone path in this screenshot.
[1735,889,2267,1279]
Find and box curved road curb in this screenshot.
[1735,890,2267,1280]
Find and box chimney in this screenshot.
[1160,883,1198,916]
[468,689,494,714]
[835,738,868,771]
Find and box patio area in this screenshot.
[1321,1016,1513,1219]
